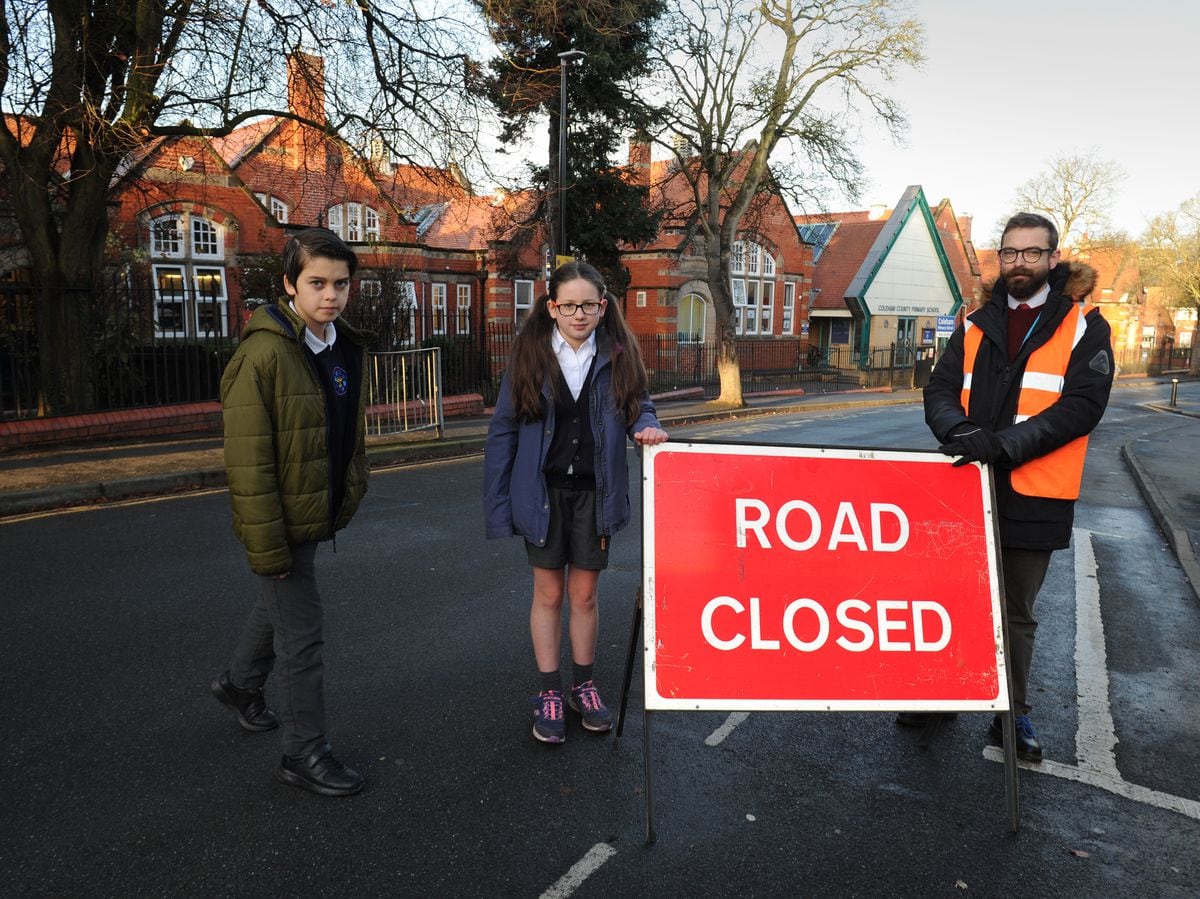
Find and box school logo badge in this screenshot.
[333,366,349,396]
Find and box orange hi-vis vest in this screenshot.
[959,302,1096,500]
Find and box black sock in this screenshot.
[572,662,593,688]
[539,670,561,694]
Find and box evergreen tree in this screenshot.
[474,0,665,291]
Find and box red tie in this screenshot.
[1017,303,1030,310]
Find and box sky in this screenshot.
[844,0,1200,247]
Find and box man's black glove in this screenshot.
[939,423,1007,467]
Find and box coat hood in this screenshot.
[983,260,1098,306]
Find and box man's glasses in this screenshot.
[553,301,602,315]
[998,247,1052,264]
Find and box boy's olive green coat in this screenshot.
[221,302,370,576]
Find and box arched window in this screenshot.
[326,202,382,241]
[254,193,290,223]
[148,213,228,338]
[677,293,707,343]
[730,240,778,336]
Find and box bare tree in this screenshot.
[1013,151,1125,251]
[1141,195,1200,374]
[643,0,922,406]
[0,0,488,413]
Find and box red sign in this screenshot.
[643,443,1007,711]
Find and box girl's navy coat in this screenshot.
[483,334,661,546]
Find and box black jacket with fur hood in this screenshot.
[924,261,1114,550]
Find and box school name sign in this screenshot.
[642,443,1008,711]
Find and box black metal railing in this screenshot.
[6,275,1190,425]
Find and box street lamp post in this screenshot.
[556,49,586,266]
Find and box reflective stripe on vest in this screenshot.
[959,302,1095,500]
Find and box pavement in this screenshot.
[3,377,1198,597]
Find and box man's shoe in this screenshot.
[568,680,613,733]
[211,671,279,732]
[532,689,566,744]
[895,712,957,728]
[276,744,364,796]
[988,714,1043,763]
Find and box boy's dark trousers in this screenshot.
[228,541,327,758]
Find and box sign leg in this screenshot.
[613,587,643,748]
[1003,711,1020,834]
[643,708,656,846]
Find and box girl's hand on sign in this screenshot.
[634,427,669,446]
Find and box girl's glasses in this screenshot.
[553,301,602,315]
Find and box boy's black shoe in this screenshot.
[276,744,364,797]
[988,714,1043,763]
[211,671,279,733]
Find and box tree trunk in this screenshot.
[715,345,743,405]
[35,279,94,414]
[706,237,743,406]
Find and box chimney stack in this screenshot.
[287,51,327,128]
[628,138,651,187]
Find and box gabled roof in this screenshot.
[633,149,801,255]
[376,163,471,209]
[210,118,281,168]
[421,190,539,251]
[798,186,967,313]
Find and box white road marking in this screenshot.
[540,843,617,899]
[982,747,1200,820]
[978,527,1200,821]
[705,712,751,746]
[1073,528,1120,776]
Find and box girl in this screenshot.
[484,262,668,744]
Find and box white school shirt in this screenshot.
[551,327,596,401]
[289,302,338,353]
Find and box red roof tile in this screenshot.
[805,220,885,309]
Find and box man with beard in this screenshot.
[912,212,1114,762]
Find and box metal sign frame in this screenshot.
[613,440,1021,842]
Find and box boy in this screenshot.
[211,227,371,796]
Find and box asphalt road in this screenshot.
[2,388,1197,897]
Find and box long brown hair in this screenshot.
[506,261,649,425]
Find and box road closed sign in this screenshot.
[643,443,1007,712]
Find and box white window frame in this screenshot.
[730,239,781,336]
[152,264,188,337]
[149,213,228,339]
[456,283,471,335]
[514,279,534,328]
[360,278,382,303]
[744,279,759,335]
[270,196,288,223]
[760,280,774,335]
[151,216,183,258]
[636,290,647,308]
[432,283,447,336]
[782,282,795,336]
[192,266,229,337]
[326,202,380,242]
[191,218,221,258]
[731,241,746,274]
[400,281,418,347]
[677,293,706,343]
